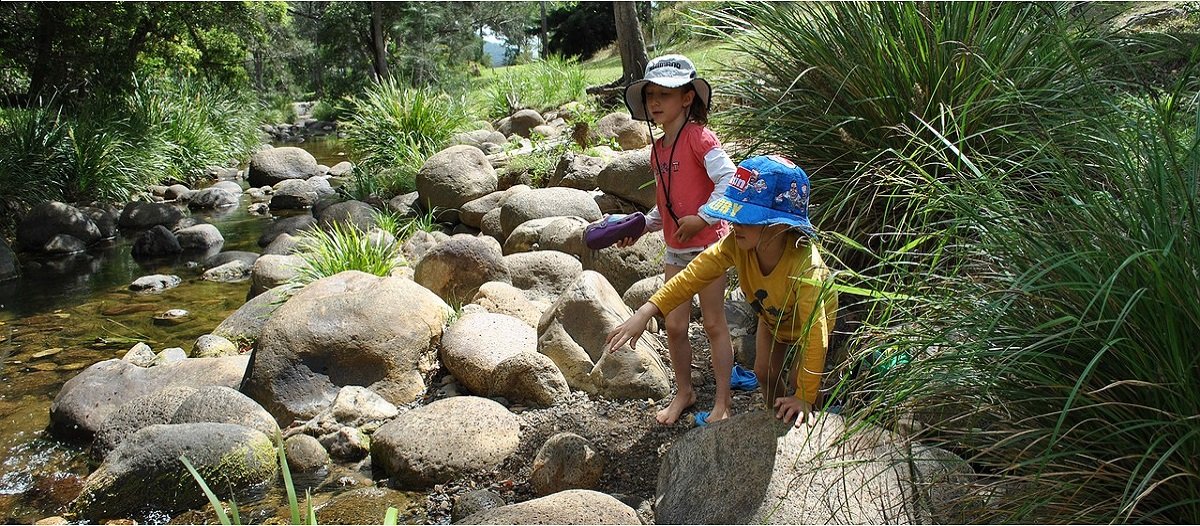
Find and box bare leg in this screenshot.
[657,264,696,425]
[697,273,733,422]
[753,318,789,409]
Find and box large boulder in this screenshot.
[451,129,508,151]
[470,281,544,328]
[459,489,638,525]
[502,217,560,255]
[91,386,199,460]
[49,356,250,440]
[271,179,319,210]
[549,151,606,190]
[537,271,669,400]
[595,112,652,150]
[81,206,118,239]
[400,229,446,267]
[187,188,239,210]
[440,313,566,406]
[170,386,278,438]
[316,200,377,232]
[416,145,498,214]
[371,396,520,489]
[535,216,590,258]
[499,188,602,240]
[117,202,184,231]
[175,224,224,251]
[655,412,974,524]
[581,231,665,296]
[43,234,87,255]
[212,284,292,344]
[596,148,654,209]
[243,271,452,424]
[459,190,506,229]
[413,234,509,306]
[258,214,316,247]
[205,250,260,269]
[531,432,605,496]
[498,109,546,138]
[503,250,583,303]
[0,238,18,281]
[248,254,303,298]
[71,423,276,521]
[248,146,320,187]
[131,225,181,258]
[15,201,102,251]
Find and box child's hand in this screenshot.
[615,223,649,248]
[605,303,659,352]
[673,215,707,243]
[773,396,815,428]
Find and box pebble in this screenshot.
[31,348,63,359]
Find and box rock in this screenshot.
[387,192,421,217]
[416,145,498,214]
[480,208,504,240]
[726,297,758,368]
[152,310,190,327]
[211,181,243,195]
[0,240,18,281]
[243,271,452,423]
[537,271,669,400]
[581,231,665,296]
[459,191,506,229]
[71,423,275,521]
[498,109,546,138]
[249,254,303,298]
[49,356,251,440]
[42,234,87,255]
[535,216,590,258]
[452,490,505,523]
[413,234,509,305]
[471,281,544,327]
[131,225,181,258]
[129,274,181,293]
[212,284,292,344]
[550,151,606,190]
[170,386,278,439]
[201,260,252,283]
[531,124,561,138]
[594,193,643,215]
[597,148,654,209]
[502,217,559,255]
[622,275,663,312]
[655,412,974,524]
[81,206,118,239]
[205,250,260,269]
[285,434,328,472]
[459,489,637,524]
[399,230,445,267]
[247,202,270,215]
[499,188,602,240]
[371,396,520,489]
[91,386,199,459]
[248,146,320,187]
[117,202,184,231]
[151,347,187,365]
[16,202,102,251]
[174,224,224,251]
[328,161,354,177]
[307,176,336,199]
[122,343,156,367]
[271,179,319,209]
[440,313,537,396]
[264,232,300,255]
[191,334,239,358]
[315,487,425,525]
[492,352,570,408]
[321,385,399,428]
[187,188,238,209]
[531,433,605,496]
[258,214,316,247]
[167,185,194,200]
[596,112,652,150]
[320,425,370,461]
[315,200,376,232]
[452,129,509,151]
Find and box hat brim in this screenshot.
[702,197,815,235]
[624,77,712,121]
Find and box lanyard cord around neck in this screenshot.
[643,93,691,227]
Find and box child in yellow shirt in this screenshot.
[607,155,838,426]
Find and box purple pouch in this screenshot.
[583,212,646,250]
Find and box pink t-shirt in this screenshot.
[651,124,732,250]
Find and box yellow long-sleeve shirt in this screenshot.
[649,234,838,403]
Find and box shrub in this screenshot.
[342,78,472,198]
[484,55,588,119]
[292,221,402,285]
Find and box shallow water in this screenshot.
[0,140,429,524]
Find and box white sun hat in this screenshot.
[624,54,712,122]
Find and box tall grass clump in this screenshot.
[484,55,588,119]
[292,222,402,285]
[839,83,1200,523]
[342,78,471,198]
[700,2,1113,258]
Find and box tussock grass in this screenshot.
[482,55,588,119]
[292,221,402,285]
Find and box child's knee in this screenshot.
[701,318,729,340]
[664,315,689,337]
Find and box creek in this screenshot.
[0,140,426,524]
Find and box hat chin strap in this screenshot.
[643,89,694,228]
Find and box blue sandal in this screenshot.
[695,411,711,428]
[730,364,759,391]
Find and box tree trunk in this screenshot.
[369,1,390,81]
[613,1,649,84]
[28,4,57,97]
[540,1,549,59]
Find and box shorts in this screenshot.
[664,246,707,268]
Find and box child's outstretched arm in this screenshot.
[778,262,838,427]
[606,302,661,352]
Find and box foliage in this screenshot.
[505,142,571,188]
[373,208,441,247]
[484,55,588,118]
[544,2,619,59]
[292,221,403,285]
[342,78,472,198]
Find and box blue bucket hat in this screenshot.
[701,155,815,236]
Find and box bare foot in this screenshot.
[705,400,733,423]
[655,391,697,425]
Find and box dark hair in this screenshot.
[683,83,709,125]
